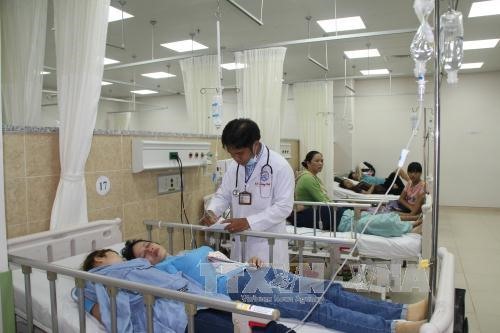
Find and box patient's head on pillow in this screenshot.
[82,249,122,271]
[122,239,167,265]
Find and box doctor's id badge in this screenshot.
[238,191,252,205]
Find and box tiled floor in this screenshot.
[438,206,500,333]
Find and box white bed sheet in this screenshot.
[286,225,421,260]
[11,242,339,333]
[333,183,400,201]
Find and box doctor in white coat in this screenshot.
[202,118,294,269]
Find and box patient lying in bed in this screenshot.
[80,243,429,333]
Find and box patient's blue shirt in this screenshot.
[155,246,246,295]
[361,174,385,185]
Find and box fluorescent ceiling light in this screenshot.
[317,16,366,33]
[108,6,134,22]
[40,71,51,75]
[463,38,499,50]
[141,71,176,79]
[104,57,120,65]
[445,62,484,69]
[344,49,380,59]
[101,81,113,86]
[130,89,158,95]
[221,63,247,70]
[468,0,500,17]
[360,68,390,76]
[161,39,208,53]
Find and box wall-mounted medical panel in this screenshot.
[280,142,292,159]
[132,139,210,173]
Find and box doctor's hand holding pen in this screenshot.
[200,210,218,226]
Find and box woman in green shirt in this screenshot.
[288,150,335,230]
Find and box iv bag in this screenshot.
[410,0,435,78]
[211,94,223,129]
[440,9,463,84]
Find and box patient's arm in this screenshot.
[91,303,102,323]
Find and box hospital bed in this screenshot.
[287,199,432,296]
[7,214,453,333]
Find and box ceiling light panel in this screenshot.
[459,62,484,69]
[161,40,208,53]
[101,81,113,86]
[104,57,120,65]
[360,69,390,75]
[468,0,500,17]
[344,49,380,59]
[463,38,499,50]
[141,72,176,79]
[221,63,247,70]
[130,90,158,95]
[108,6,134,22]
[40,71,50,75]
[317,16,366,33]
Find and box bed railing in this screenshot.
[421,247,455,333]
[144,220,355,276]
[8,254,280,333]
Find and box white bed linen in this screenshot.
[286,225,421,260]
[333,182,400,201]
[11,242,339,333]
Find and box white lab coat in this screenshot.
[207,144,294,269]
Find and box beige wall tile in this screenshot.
[5,178,27,226]
[28,219,50,234]
[7,224,28,239]
[27,176,59,222]
[26,133,60,177]
[157,193,182,222]
[88,206,123,222]
[3,133,25,178]
[86,171,123,210]
[122,199,157,239]
[122,136,132,170]
[86,136,123,172]
[122,172,156,203]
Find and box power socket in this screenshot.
[158,174,182,194]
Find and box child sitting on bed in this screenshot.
[115,240,428,333]
[392,162,426,215]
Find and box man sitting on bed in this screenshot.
[114,240,428,333]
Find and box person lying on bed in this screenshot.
[79,249,291,333]
[347,166,408,195]
[289,150,335,230]
[336,207,423,237]
[117,240,428,333]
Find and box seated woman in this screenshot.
[116,240,428,333]
[289,150,335,230]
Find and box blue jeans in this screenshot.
[227,268,406,333]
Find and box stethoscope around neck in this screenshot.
[232,146,273,197]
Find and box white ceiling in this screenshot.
[41,0,500,99]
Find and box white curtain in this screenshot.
[235,47,286,152]
[294,81,335,197]
[179,55,219,135]
[280,84,289,137]
[50,0,110,230]
[1,0,47,126]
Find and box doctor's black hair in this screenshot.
[407,162,422,173]
[221,118,261,149]
[301,151,321,168]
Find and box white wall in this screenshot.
[353,72,500,208]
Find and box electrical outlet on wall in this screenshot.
[158,174,182,194]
